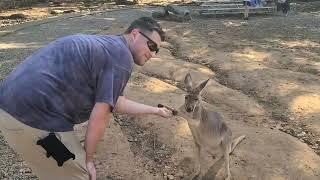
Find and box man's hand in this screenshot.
[156,107,173,118]
[85,103,111,180]
[86,161,96,180]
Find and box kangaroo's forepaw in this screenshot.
[188,164,200,180]
[186,171,200,180]
[225,174,231,180]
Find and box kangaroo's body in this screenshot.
[179,73,245,180]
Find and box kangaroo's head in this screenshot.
[184,73,210,113]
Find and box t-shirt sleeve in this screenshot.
[95,64,129,111]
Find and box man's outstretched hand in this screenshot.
[157,107,174,118]
[86,161,96,180]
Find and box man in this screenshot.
[277,0,290,16]
[243,0,252,20]
[0,17,172,180]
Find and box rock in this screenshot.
[0,14,28,20]
[63,10,76,14]
[167,174,174,180]
[8,14,27,19]
[49,1,64,7]
[152,5,191,22]
[50,10,64,15]
[284,128,294,135]
[19,168,32,173]
[127,137,137,142]
[289,116,295,121]
[297,131,306,137]
[115,0,136,5]
[176,171,184,177]
[152,10,167,19]
[303,138,313,145]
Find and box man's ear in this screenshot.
[131,28,139,40]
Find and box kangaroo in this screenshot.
[178,73,245,180]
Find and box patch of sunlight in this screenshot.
[176,120,191,137]
[293,57,308,63]
[0,30,11,34]
[280,40,320,48]
[293,150,320,175]
[266,39,319,48]
[277,82,300,96]
[103,18,116,21]
[87,17,115,20]
[294,25,305,30]
[149,57,177,69]
[182,37,192,42]
[246,64,268,71]
[208,31,216,36]
[150,57,162,61]
[163,28,171,32]
[223,21,245,27]
[231,48,269,62]
[290,93,320,116]
[183,30,192,37]
[16,32,32,36]
[0,42,41,49]
[265,38,281,43]
[196,67,214,75]
[143,78,178,93]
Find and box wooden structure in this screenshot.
[193,0,276,16]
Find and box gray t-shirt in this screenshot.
[0,34,133,131]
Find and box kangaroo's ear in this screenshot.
[184,73,193,92]
[194,78,210,94]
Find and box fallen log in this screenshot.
[152,5,191,22]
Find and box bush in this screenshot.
[0,0,45,9]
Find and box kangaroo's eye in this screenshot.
[185,96,188,99]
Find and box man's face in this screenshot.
[130,29,161,66]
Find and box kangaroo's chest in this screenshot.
[199,131,223,150]
[186,120,223,150]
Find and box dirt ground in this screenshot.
[0,1,320,180]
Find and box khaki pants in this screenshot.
[0,109,89,180]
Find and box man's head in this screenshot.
[124,17,165,66]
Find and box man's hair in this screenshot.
[125,17,165,41]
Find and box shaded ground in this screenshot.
[0,1,320,180]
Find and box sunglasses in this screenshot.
[139,31,159,54]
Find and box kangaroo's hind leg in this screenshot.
[186,143,201,180]
[221,139,232,180]
[230,135,246,154]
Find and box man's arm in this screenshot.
[85,102,112,162]
[114,96,172,117]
